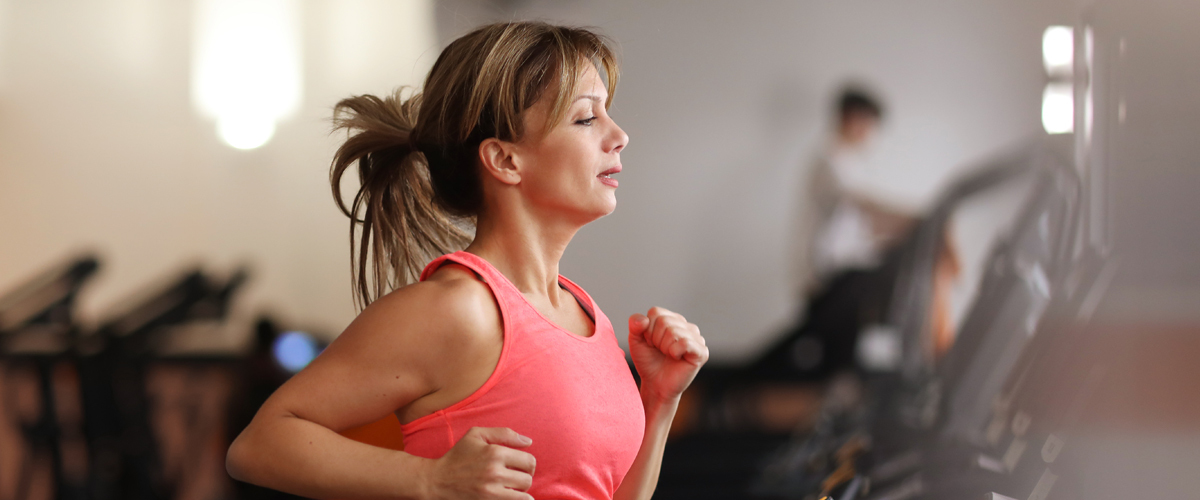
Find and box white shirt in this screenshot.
[813,147,884,277]
[792,140,921,296]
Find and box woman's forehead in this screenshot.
[575,64,606,95]
[559,68,606,109]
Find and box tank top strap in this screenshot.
[419,251,601,341]
[418,251,525,311]
[556,275,598,324]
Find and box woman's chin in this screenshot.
[575,200,617,224]
[598,197,617,217]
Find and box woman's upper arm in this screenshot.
[253,279,488,433]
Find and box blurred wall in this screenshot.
[0,0,437,342]
[0,0,1078,359]
[1088,0,1200,325]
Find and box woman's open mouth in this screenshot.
[598,166,621,187]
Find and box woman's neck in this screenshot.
[465,208,580,304]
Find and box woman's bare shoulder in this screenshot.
[344,263,501,357]
[262,263,502,431]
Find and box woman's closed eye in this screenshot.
[575,116,597,126]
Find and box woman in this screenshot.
[226,21,708,500]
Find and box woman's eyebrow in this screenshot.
[574,94,603,103]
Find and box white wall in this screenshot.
[0,0,1077,359]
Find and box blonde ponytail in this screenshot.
[330,90,471,310]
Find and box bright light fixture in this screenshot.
[218,114,276,150]
[273,330,319,373]
[1042,82,1074,134]
[1042,26,1074,75]
[192,0,302,150]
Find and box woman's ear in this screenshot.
[478,138,521,186]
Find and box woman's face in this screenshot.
[511,63,629,223]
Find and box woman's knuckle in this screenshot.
[484,444,503,460]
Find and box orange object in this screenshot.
[931,231,962,359]
[340,414,405,451]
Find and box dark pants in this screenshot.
[749,253,902,382]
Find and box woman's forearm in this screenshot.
[227,410,433,500]
[613,392,680,500]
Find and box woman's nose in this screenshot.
[608,121,629,154]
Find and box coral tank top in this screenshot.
[401,252,645,499]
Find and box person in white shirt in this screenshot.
[759,87,920,380]
[795,88,917,297]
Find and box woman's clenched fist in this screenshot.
[628,307,709,404]
[425,427,536,500]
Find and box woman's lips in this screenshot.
[598,166,621,187]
